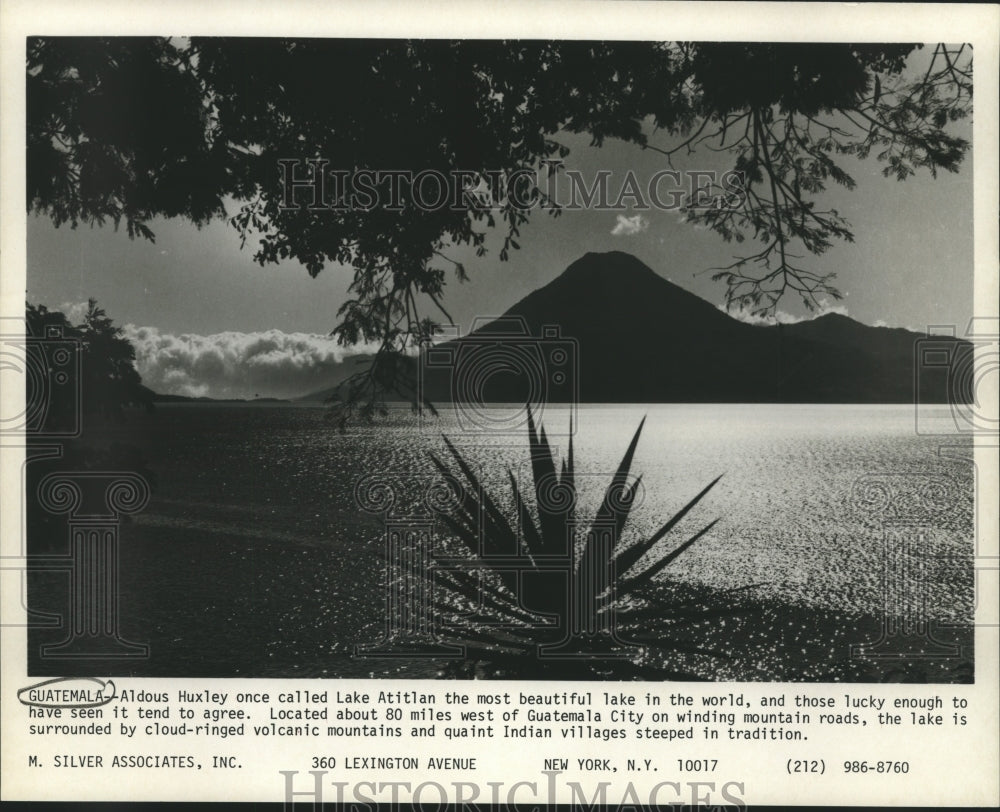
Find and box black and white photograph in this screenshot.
[2,2,998,807]
[16,34,985,683]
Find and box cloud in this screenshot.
[123,325,379,399]
[611,214,649,237]
[721,299,850,326]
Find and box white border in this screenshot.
[2,2,998,806]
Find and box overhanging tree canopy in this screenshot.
[27,38,972,417]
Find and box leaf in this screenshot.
[618,518,721,594]
[440,435,520,559]
[575,416,646,613]
[585,416,646,546]
[613,475,723,578]
[526,407,565,553]
[508,468,544,562]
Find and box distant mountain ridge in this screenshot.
[294,354,378,403]
[415,251,972,405]
[142,385,289,404]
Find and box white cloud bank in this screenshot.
[123,325,378,400]
[720,300,850,326]
[611,214,649,236]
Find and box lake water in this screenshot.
[29,403,976,680]
[133,403,974,614]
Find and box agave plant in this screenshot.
[421,409,746,679]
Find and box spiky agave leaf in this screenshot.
[433,567,528,622]
[420,562,555,665]
[617,518,720,595]
[612,474,724,580]
[435,411,574,618]
[562,412,575,527]
[507,469,543,564]
[587,416,646,541]
[424,412,740,679]
[575,417,647,618]
[439,436,521,557]
[526,407,568,555]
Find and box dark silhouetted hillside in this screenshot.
[418,251,972,404]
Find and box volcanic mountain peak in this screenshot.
[501,250,730,335]
[540,250,688,298]
[560,250,664,280]
[300,251,970,404]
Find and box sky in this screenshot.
[25,47,975,400]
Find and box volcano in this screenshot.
[415,251,972,405]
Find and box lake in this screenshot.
[27,403,975,681]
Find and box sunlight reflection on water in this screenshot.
[146,403,973,622]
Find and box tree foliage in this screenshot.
[26,299,152,421]
[25,300,153,551]
[27,38,972,418]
